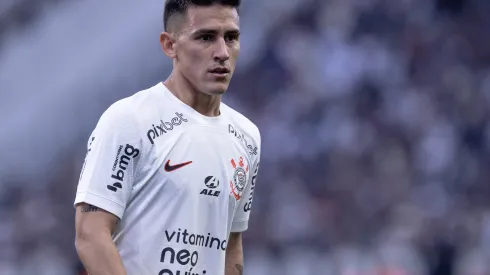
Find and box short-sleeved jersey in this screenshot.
[74,82,261,275]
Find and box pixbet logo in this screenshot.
[228,124,258,156]
[107,144,139,192]
[147,112,188,145]
[199,176,220,197]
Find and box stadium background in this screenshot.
[1,0,490,274]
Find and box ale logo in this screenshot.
[200,176,220,197]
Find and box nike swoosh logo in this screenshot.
[164,160,193,172]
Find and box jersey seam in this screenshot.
[76,190,125,209]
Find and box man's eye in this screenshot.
[225,35,239,42]
[199,35,213,41]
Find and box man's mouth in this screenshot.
[209,67,230,77]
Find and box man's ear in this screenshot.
[160,32,177,59]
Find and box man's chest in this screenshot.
[146,125,254,201]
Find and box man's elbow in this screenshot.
[75,231,92,258]
[75,227,100,254]
[74,203,118,253]
[75,235,89,255]
[75,222,113,255]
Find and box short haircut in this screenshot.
[163,0,241,31]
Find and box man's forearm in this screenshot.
[225,262,243,275]
[75,203,126,275]
[76,232,126,275]
[225,232,244,275]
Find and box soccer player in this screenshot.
[73,1,261,274]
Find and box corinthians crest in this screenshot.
[229,156,249,200]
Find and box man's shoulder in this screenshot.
[100,84,161,125]
[222,103,261,144]
[117,83,162,113]
[94,86,162,141]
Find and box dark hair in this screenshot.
[163,0,240,31]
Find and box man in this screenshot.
[73,1,261,274]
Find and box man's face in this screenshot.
[172,5,240,95]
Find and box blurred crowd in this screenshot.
[0,0,64,46]
[2,0,490,274]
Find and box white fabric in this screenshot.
[74,82,261,275]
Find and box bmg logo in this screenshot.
[107,144,139,192]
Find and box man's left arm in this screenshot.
[227,159,259,275]
[228,131,261,275]
[225,232,244,275]
[227,160,260,275]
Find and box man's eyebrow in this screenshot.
[191,28,240,36]
[227,29,240,35]
[192,29,218,36]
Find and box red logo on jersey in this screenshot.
[229,156,248,200]
[164,160,193,172]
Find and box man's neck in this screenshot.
[163,72,221,117]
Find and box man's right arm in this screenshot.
[73,100,142,275]
[75,203,126,275]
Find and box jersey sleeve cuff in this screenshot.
[231,220,249,232]
[74,191,125,219]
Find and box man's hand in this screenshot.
[225,232,244,275]
[75,203,127,275]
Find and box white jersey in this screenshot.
[74,82,261,275]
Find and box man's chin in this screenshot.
[204,83,229,96]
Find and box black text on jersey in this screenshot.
[244,162,259,212]
[228,124,258,156]
[107,144,140,192]
[147,112,188,145]
[200,176,220,197]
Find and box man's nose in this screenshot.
[213,38,230,62]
